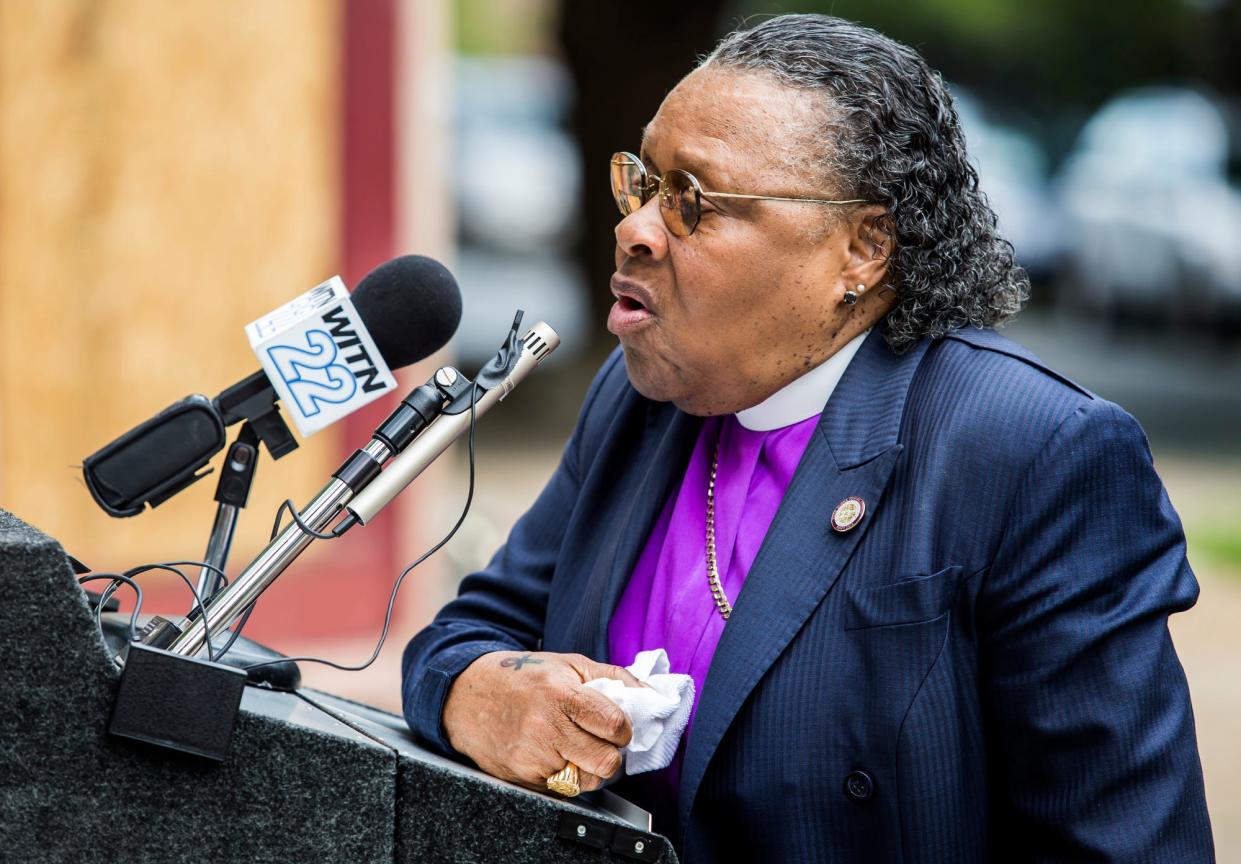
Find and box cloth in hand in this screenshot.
[584,649,694,775]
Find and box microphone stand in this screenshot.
[193,376,300,603]
[152,316,557,660]
[195,423,260,601]
[146,364,466,658]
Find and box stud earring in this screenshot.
[843,283,865,305]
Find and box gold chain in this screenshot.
[705,442,732,621]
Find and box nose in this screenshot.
[614,197,670,262]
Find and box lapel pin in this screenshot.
[831,497,866,532]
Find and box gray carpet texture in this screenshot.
[0,509,676,863]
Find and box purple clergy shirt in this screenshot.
[607,410,820,798]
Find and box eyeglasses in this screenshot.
[610,151,872,236]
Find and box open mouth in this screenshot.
[610,275,660,335]
[607,279,657,336]
[615,294,648,313]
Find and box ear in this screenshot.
[841,205,892,289]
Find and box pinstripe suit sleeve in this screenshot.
[979,397,1213,861]
[400,351,623,757]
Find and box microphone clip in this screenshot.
[443,310,525,415]
[213,371,298,461]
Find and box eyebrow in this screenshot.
[638,141,728,193]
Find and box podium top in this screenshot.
[0,507,676,863]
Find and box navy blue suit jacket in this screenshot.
[402,327,1213,862]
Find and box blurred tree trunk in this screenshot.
[557,0,726,359]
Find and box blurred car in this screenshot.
[1056,86,1241,330]
[452,55,589,364]
[952,88,1064,283]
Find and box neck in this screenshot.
[735,329,870,431]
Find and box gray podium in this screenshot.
[0,509,678,863]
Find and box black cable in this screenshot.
[93,571,147,642]
[123,563,216,661]
[211,601,257,662]
[89,560,229,659]
[272,498,341,541]
[78,573,144,645]
[93,560,228,623]
[246,383,481,673]
[94,577,127,642]
[214,492,327,662]
[93,564,143,635]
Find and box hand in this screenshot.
[442,651,642,793]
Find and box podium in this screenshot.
[0,509,678,863]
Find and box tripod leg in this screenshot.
[195,423,260,603]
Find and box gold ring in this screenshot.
[546,761,580,796]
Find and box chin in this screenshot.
[620,346,676,403]
[619,343,744,416]
[620,350,733,416]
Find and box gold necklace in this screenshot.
[705,442,732,621]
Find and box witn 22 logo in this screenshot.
[246,276,397,437]
[266,305,386,418]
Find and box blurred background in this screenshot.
[1,0,1237,850]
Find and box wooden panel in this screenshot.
[0,0,344,568]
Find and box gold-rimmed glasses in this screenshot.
[610,151,873,236]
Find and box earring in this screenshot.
[843,283,865,305]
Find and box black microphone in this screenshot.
[82,256,462,517]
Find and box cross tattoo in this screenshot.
[500,654,544,670]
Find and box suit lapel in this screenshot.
[560,401,702,660]
[595,405,703,659]
[678,328,932,825]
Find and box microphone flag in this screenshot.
[245,276,398,437]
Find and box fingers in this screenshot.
[568,655,645,688]
[493,736,619,794]
[562,684,633,747]
[475,748,561,792]
[510,764,607,795]
[557,729,624,783]
[441,650,635,795]
[576,769,608,793]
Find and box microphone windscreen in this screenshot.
[82,395,226,517]
[351,255,462,370]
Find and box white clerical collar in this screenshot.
[734,329,870,431]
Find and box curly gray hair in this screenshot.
[703,14,1029,352]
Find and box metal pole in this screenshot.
[165,439,391,658]
[164,322,558,658]
[196,502,239,599]
[346,323,559,525]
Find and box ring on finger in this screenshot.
[546,761,580,796]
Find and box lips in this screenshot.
[608,275,657,336]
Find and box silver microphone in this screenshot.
[345,322,559,526]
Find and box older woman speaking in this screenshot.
[402,14,1212,862]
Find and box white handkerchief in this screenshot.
[584,648,695,775]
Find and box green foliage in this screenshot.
[724,0,1237,118]
[456,0,557,56]
[1188,523,1241,572]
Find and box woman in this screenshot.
[403,15,1212,862]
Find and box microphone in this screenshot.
[343,323,559,527]
[157,321,560,659]
[81,256,462,517]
